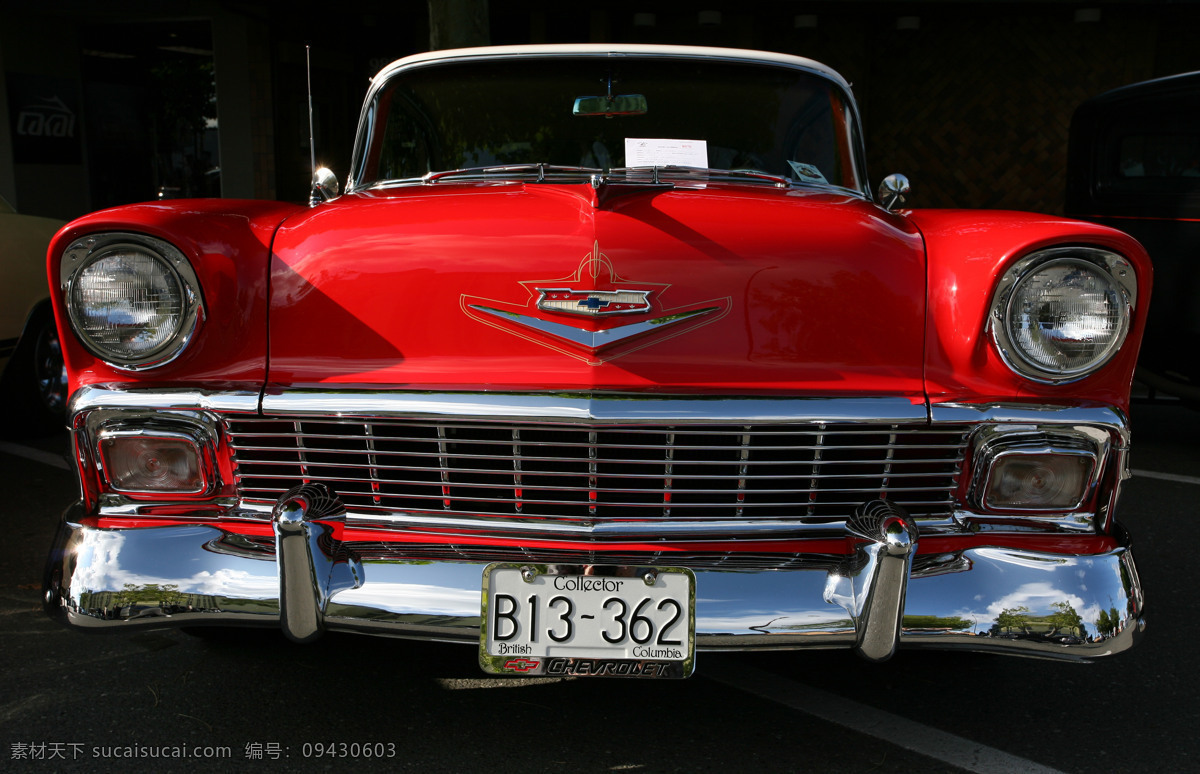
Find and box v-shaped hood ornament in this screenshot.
[462,242,730,365]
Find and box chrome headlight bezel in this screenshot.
[83,409,224,501]
[96,425,211,495]
[968,424,1109,515]
[988,247,1136,384]
[60,232,204,370]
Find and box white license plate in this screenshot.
[480,564,695,678]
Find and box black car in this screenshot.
[1067,71,1200,399]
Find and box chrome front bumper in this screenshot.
[43,491,1145,663]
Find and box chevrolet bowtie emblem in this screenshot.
[536,288,652,316]
[461,242,731,365]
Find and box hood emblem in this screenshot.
[536,288,652,316]
[461,242,731,365]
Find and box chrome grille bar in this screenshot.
[365,422,381,505]
[234,462,957,480]
[664,430,675,517]
[226,417,968,522]
[511,427,523,514]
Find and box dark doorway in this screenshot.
[82,20,219,209]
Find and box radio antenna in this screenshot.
[305,44,338,206]
[306,44,317,181]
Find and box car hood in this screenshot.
[268,183,926,396]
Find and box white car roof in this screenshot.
[372,44,851,92]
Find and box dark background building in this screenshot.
[3,1,1199,220]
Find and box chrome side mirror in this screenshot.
[877,174,910,212]
[309,167,340,207]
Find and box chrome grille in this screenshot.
[225,417,968,522]
[348,542,845,570]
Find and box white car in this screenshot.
[0,196,66,434]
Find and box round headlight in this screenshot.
[990,248,1136,382]
[61,233,203,369]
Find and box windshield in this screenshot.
[352,56,863,192]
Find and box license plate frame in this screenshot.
[479,563,696,679]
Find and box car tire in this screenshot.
[1,302,67,437]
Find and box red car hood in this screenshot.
[268,184,926,396]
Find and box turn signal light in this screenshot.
[983,452,1094,510]
[98,433,205,494]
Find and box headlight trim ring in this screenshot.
[60,232,204,371]
[988,246,1136,384]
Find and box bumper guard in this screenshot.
[43,486,1144,662]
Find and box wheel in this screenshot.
[1,303,67,436]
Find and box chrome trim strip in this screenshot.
[259,391,930,424]
[71,384,261,415]
[951,508,1096,533]
[371,44,854,93]
[43,508,1144,662]
[69,388,1133,434]
[931,402,1129,438]
[1099,445,1132,533]
[343,512,847,538]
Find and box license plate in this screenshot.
[480,564,695,679]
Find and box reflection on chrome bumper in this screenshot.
[43,498,1144,663]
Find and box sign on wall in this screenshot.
[7,74,82,164]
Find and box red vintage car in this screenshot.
[43,45,1148,677]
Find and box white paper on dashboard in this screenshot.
[624,138,709,168]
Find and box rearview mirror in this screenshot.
[573,94,648,118]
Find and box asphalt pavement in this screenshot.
[1,398,1196,773]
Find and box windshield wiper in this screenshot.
[606,166,793,188]
[412,164,796,190]
[423,164,603,184]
